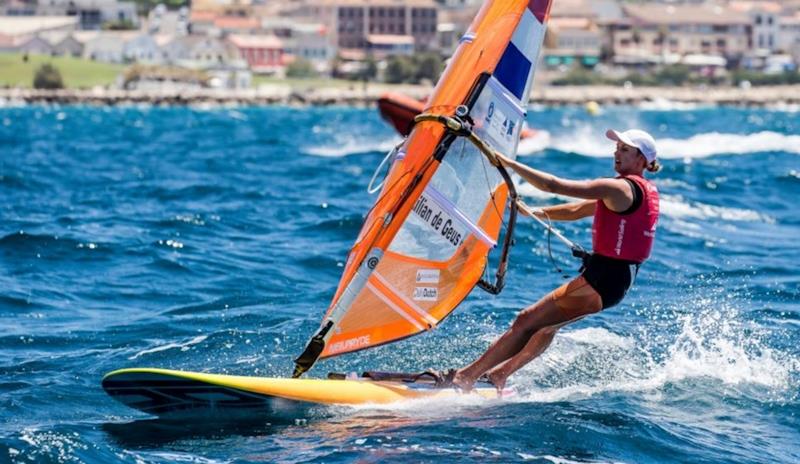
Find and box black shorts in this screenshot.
[581,254,640,309]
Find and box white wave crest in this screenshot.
[550,130,800,159]
[638,98,709,112]
[303,136,398,158]
[129,335,207,360]
[658,131,800,158]
[510,305,796,404]
[660,194,773,223]
[517,130,551,155]
[515,180,772,225]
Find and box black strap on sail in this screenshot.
[292,320,333,378]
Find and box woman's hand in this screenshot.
[517,202,545,218]
[494,152,513,168]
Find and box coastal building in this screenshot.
[33,31,82,56]
[437,0,482,7]
[280,0,438,53]
[541,0,620,69]
[545,16,603,68]
[35,0,137,31]
[2,0,37,16]
[191,0,253,14]
[213,15,261,35]
[13,30,87,57]
[123,33,162,64]
[0,15,78,51]
[366,34,414,59]
[227,34,284,74]
[146,5,189,36]
[82,31,134,62]
[730,1,782,53]
[606,3,751,66]
[82,31,161,63]
[188,10,217,36]
[779,12,800,64]
[205,64,252,89]
[187,12,262,37]
[167,35,239,69]
[188,0,256,36]
[263,19,335,73]
[16,35,53,55]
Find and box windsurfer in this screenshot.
[450,129,662,391]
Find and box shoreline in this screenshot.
[2,84,800,107]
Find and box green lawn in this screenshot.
[0,53,124,89]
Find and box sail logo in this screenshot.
[328,335,371,354]
[413,287,438,301]
[416,269,440,283]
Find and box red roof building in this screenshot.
[227,34,284,73]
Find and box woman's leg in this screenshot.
[452,294,568,390]
[453,276,602,391]
[485,323,563,391]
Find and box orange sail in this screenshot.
[294,0,554,377]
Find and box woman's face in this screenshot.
[614,141,645,175]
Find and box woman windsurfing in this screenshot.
[450,129,662,391]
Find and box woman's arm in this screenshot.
[500,155,633,212]
[531,200,596,221]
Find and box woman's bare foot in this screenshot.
[486,369,508,392]
[450,369,476,392]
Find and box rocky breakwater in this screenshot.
[1,84,799,107]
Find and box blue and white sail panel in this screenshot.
[494,0,551,105]
[471,76,527,158]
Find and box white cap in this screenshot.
[606,129,658,163]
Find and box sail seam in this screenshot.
[366,281,426,331]
[373,271,438,328]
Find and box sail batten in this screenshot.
[293,0,554,377]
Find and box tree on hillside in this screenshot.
[33,63,64,89]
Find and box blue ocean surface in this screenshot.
[1,102,798,463]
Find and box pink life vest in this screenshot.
[592,175,659,263]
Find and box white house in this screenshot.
[51,33,85,56]
[168,35,238,69]
[779,12,800,63]
[147,4,189,36]
[83,31,136,62]
[18,36,54,55]
[123,33,162,64]
[730,1,783,53]
[37,31,86,56]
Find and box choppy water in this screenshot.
[1,103,798,463]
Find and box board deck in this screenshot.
[102,368,505,417]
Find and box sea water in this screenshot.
[1,103,798,463]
